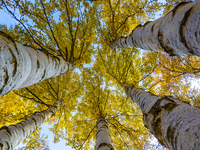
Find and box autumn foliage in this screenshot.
[0,0,200,149]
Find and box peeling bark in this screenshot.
[95,116,114,150]
[124,84,200,150]
[0,100,61,150]
[110,1,200,56]
[0,31,73,96]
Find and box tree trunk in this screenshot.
[0,100,61,150]
[110,1,200,56]
[95,116,114,150]
[0,31,73,96]
[123,84,200,150]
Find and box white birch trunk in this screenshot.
[95,116,114,150]
[0,100,61,150]
[110,1,200,56]
[0,31,73,96]
[123,84,200,150]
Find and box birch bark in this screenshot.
[110,1,200,56]
[0,100,61,150]
[123,84,200,150]
[95,116,114,150]
[0,31,73,96]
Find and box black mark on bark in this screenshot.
[0,31,19,54]
[171,2,191,17]
[158,30,176,56]
[0,126,11,135]
[37,59,40,69]
[143,21,152,27]
[125,37,127,46]
[144,97,179,147]
[0,69,9,94]
[167,126,176,148]
[6,141,10,150]
[0,143,3,149]
[179,7,194,54]
[97,142,114,150]
[151,24,155,33]
[31,117,38,127]
[41,69,46,81]
[8,48,17,77]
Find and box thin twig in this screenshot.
[25,88,51,107]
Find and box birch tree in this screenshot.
[110,1,200,56]
[98,45,200,149]
[123,84,200,150]
[0,99,60,150]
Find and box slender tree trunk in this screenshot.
[110,1,200,56]
[95,116,114,150]
[0,31,73,96]
[123,84,200,150]
[0,100,61,150]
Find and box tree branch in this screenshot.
[25,88,51,107]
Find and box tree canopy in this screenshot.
[0,0,200,149]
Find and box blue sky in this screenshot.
[0,9,17,26]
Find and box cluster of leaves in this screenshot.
[0,91,37,127]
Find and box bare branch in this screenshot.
[25,88,51,107]
[47,81,58,98]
